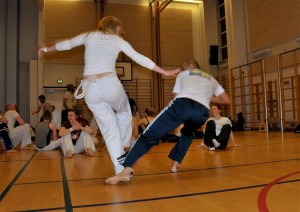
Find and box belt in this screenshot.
[83,72,114,81]
[74,72,115,99]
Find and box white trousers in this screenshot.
[60,131,96,156]
[82,74,132,174]
[10,123,32,148]
[35,138,62,151]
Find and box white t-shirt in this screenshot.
[173,69,225,109]
[4,110,19,131]
[207,116,232,136]
[56,32,156,76]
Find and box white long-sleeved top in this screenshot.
[55,31,156,76]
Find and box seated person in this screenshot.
[0,111,18,153]
[137,107,156,134]
[128,104,139,149]
[5,104,32,149]
[73,104,99,146]
[35,109,61,151]
[31,95,55,121]
[203,104,241,150]
[59,108,96,158]
[161,124,183,142]
[193,125,204,139]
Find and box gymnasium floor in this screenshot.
[0,131,299,211]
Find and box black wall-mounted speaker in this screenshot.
[209,45,219,65]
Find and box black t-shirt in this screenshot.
[61,117,89,145]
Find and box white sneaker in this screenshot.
[209,146,216,151]
[212,139,220,148]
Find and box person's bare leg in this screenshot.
[170,160,180,173]
[105,167,133,185]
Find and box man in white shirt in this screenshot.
[105,57,230,184]
[5,104,32,149]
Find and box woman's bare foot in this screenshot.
[66,150,73,158]
[171,160,180,173]
[21,146,30,150]
[105,167,133,185]
[86,148,94,157]
[6,149,18,153]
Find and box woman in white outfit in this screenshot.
[38,16,179,174]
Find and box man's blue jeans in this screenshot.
[123,98,210,167]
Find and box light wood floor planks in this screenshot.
[0,131,299,211]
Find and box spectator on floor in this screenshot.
[5,104,32,150]
[0,110,18,153]
[59,108,96,157]
[35,109,61,151]
[202,104,241,150]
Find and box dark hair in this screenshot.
[66,84,74,93]
[68,108,80,117]
[72,104,84,116]
[39,95,46,100]
[42,109,52,121]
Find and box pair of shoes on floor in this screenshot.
[117,151,129,165]
[212,139,220,148]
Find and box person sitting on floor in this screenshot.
[5,104,32,149]
[127,103,139,149]
[35,109,61,151]
[137,107,156,134]
[203,104,241,150]
[59,108,96,158]
[0,110,18,153]
[161,124,183,143]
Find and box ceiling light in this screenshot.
[251,48,271,59]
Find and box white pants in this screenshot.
[10,123,32,148]
[60,131,96,156]
[35,138,62,151]
[82,74,132,174]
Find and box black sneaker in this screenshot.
[117,151,129,165]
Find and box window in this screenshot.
[217,0,228,62]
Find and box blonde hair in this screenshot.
[183,57,200,69]
[97,16,123,35]
[145,107,156,116]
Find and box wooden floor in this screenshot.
[0,131,299,211]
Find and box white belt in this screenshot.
[74,73,115,99]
